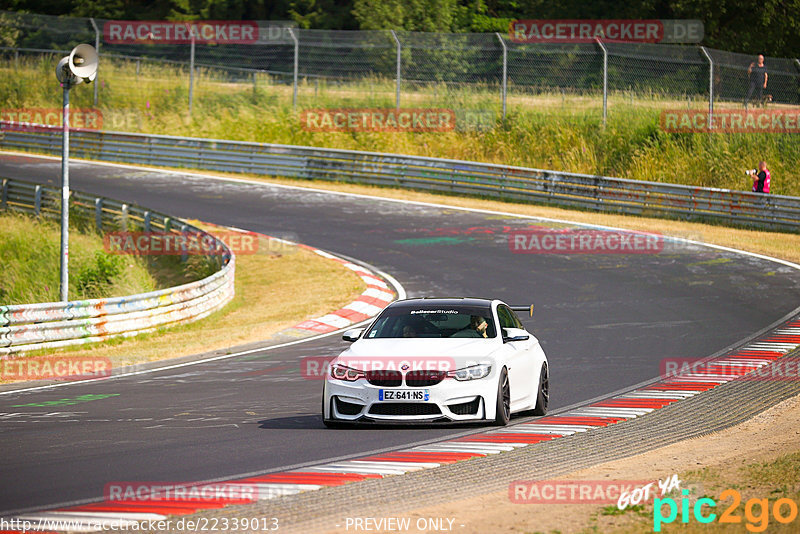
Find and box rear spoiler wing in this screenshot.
[510,305,534,317]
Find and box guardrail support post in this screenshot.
[89,17,100,107]
[180,224,188,262]
[1,178,7,211]
[495,32,507,121]
[121,203,129,231]
[700,46,714,128]
[288,28,299,110]
[34,185,41,215]
[144,211,151,233]
[390,30,401,110]
[94,197,103,232]
[596,38,608,127]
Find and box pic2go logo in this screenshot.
[653,489,799,532]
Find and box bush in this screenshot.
[76,251,125,299]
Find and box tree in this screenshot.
[353,0,460,32]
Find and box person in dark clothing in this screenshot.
[744,55,768,108]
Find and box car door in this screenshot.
[497,304,536,406]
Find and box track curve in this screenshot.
[1,152,800,515]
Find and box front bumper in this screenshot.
[323,374,498,423]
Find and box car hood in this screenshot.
[335,338,500,371]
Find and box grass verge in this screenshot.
[0,211,157,304]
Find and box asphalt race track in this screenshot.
[2,153,800,514]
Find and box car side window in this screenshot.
[497,305,516,329]
[510,309,524,329]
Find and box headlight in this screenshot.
[448,364,492,381]
[330,364,365,381]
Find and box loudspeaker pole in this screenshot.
[55,44,98,302]
[60,80,71,302]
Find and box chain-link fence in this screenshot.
[1,10,799,122]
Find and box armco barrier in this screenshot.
[1,123,799,232]
[0,178,235,355]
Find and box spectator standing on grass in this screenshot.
[744,55,768,108]
[751,161,771,193]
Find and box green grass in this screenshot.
[0,211,198,304]
[1,54,799,196]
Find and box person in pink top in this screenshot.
[749,160,771,193]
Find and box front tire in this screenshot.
[494,367,511,426]
[532,363,549,416]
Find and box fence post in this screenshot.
[89,17,100,107]
[188,26,195,117]
[795,59,800,96]
[796,60,800,104]
[288,28,299,110]
[390,30,401,110]
[595,38,608,127]
[700,46,713,128]
[495,33,507,121]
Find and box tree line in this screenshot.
[3,0,799,57]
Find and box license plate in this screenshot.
[379,389,430,401]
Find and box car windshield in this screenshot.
[364,305,496,339]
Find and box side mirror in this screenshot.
[502,327,530,343]
[342,328,365,342]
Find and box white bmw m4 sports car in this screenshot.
[322,298,549,426]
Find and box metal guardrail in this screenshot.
[0,177,235,355]
[2,123,799,232]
